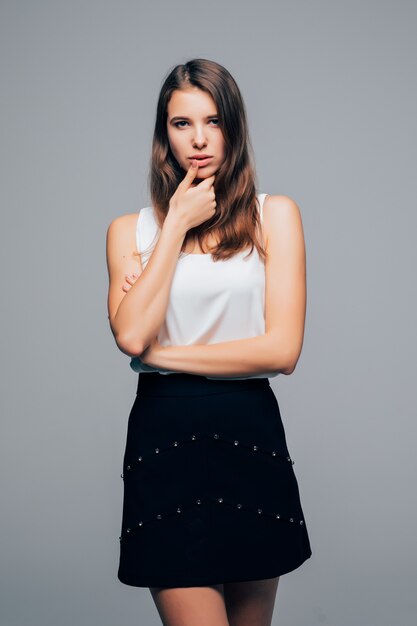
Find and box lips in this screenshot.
[188,156,214,167]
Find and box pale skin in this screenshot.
[106,87,306,624]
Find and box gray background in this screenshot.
[1,1,416,625]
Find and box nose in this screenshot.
[192,126,208,148]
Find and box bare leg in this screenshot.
[149,583,230,626]
[223,577,280,626]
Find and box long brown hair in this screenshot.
[139,58,267,264]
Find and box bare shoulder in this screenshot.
[263,194,302,220]
[106,213,138,266]
[262,194,304,253]
[107,212,140,241]
[106,211,140,255]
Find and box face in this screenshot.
[166,87,226,185]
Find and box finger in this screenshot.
[178,159,200,191]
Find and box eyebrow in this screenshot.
[169,114,219,123]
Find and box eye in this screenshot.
[173,119,220,128]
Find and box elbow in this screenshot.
[109,318,145,357]
[281,350,301,375]
[267,329,303,375]
[115,332,145,358]
[270,344,300,375]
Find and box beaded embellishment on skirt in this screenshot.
[119,431,305,540]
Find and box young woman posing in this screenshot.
[106,58,312,626]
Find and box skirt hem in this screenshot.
[117,550,312,588]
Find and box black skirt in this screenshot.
[117,372,312,588]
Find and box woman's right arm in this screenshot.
[106,162,216,357]
[106,210,187,357]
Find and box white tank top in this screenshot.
[130,193,281,380]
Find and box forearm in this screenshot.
[114,212,186,354]
[148,332,293,377]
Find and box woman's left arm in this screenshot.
[141,195,307,378]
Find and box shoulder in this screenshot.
[262,194,304,253]
[106,212,141,259]
[107,211,140,234]
[263,194,301,219]
[106,212,140,242]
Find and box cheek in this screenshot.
[216,135,226,154]
[217,141,226,161]
[170,136,186,158]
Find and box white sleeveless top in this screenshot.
[130,193,281,380]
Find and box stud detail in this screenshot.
[119,495,305,541]
[121,431,294,478]
[118,431,302,542]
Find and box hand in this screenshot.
[168,161,217,232]
[122,273,139,293]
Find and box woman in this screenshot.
[106,58,312,626]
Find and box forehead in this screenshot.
[167,88,217,116]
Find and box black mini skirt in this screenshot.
[117,372,312,588]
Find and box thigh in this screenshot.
[223,577,280,626]
[149,584,230,626]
